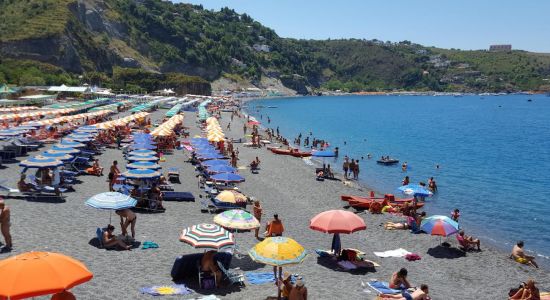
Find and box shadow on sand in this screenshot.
[316,256,376,275]
[427,245,466,259]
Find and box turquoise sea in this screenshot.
[247,94,550,264]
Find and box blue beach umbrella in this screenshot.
[39,151,74,161]
[128,150,157,156]
[13,125,38,131]
[130,144,157,150]
[86,192,137,223]
[78,125,99,131]
[210,173,245,183]
[19,157,63,168]
[122,168,161,179]
[65,136,93,142]
[196,149,220,156]
[398,184,433,197]
[0,129,25,136]
[207,165,237,173]
[50,146,80,154]
[126,161,161,170]
[70,131,95,137]
[59,140,86,148]
[127,155,159,162]
[202,160,229,168]
[198,153,226,160]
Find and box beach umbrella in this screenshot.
[19,157,63,169]
[59,140,86,148]
[127,155,159,162]
[398,184,433,197]
[86,192,137,223]
[130,144,157,150]
[207,135,225,142]
[69,132,95,137]
[207,165,237,174]
[202,159,229,168]
[129,149,156,156]
[0,251,93,300]
[310,210,366,234]
[65,136,93,142]
[210,173,245,183]
[198,153,226,160]
[38,152,73,161]
[126,161,161,170]
[214,209,260,231]
[179,223,235,250]
[215,190,247,204]
[249,237,308,300]
[420,215,459,237]
[122,168,161,179]
[310,210,367,255]
[49,147,80,154]
[12,125,37,131]
[0,129,24,137]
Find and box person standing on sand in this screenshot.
[116,209,136,238]
[253,200,263,239]
[243,124,247,134]
[349,159,356,180]
[108,160,120,191]
[266,214,284,237]
[0,199,12,250]
[354,160,360,180]
[343,157,349,179]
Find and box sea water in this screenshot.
[247,94,550,264]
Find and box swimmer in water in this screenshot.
[402,162,408,171]
[367,153,371,159]
[436,164,440,170]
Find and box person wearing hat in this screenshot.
[279,272,293,300]
[289,277,307,300]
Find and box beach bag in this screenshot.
[201,277,216,289]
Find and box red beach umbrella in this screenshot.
[247,121,260,126]
[310,210,366,233]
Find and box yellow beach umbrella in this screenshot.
[214,190,246,204]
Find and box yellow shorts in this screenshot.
[515,257,528,264]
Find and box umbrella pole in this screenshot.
[110,210,112,225]
[277,267,282,300]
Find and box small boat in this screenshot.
[377,158,399,165]
[269,147,292,155]
[267,106,278,108]
[290,149,312,157]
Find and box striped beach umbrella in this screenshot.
[65,136,93,142]
[58,140,85,148]
[49,147,80,154]
[179,223,235,250]
[214,209,260,231]
[420,215,459,237]
[19,157,63,169]
[122,168,161,179]
[85,192,137,210]
[126,161,161,170]
[38,152,74,161]
[128,150,156,156]
[130,144,157,150]
[126,155,159,162]
[398,184,433,197]
[69,132,95,137]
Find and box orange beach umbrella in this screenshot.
[0,251,93,299]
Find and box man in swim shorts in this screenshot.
[0,199,12,250]
[511,241,538,268]
[380,284,429,300]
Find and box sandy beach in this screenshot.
[1,107,549,300]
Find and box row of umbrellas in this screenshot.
[21,110,113,127]
[92,112,149,130]
[205,116,225,142]
[191,138,245,182]
[150,114,184,137]
[123,133,162,179]
[0,106,38,113]
[0,108,77,121]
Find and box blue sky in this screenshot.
[173,0,550,52]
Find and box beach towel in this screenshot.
[183,145,193,151]
[142,241,159,249]
[405,253,421,261]
[245,272,297,285]
[367,281,402,295]
[541,292,550,300]
[337,260,357,270]
[193,296,220,300]
[373,248,411,258]
[140,284,192,296]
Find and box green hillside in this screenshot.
[1,0,550,93]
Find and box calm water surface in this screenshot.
[247,95,550,263]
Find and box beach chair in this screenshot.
[0,181,21,198]
[197,261,217,289]
[0,148,16,162]
[69,156,91,174]
[217,261,245,286]
[168,167,180,183]
[456,235,476,251]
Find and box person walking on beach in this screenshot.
[511,241,539,268]
[116,209,136,238]
[108,160,120,191]
[0,199,12,250]
[253,200,263,239]
[342,158,349,180]
[243,124,247,134]
[354,160,360,180]
[349,159,356,180]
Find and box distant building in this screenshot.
[489,44,512,52]
[252,44,270,52]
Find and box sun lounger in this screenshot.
[0,181,21,197]
[217,261,245,286]
[163,191,195,202]
[201,198,245,213]
[69,156,91,174]
[168,167,180,183]
[368,281,402,295]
